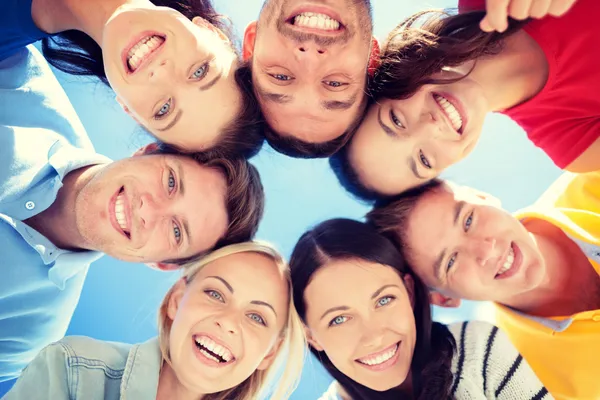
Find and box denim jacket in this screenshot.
[3,336,161,400]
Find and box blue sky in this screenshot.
[0,0,562,398]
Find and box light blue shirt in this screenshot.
[3,336,161,400]
[0,45,111,382]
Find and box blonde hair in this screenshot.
[157,241,306,400]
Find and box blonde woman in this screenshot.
[4,242,305,400]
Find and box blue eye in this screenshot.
[447,254,457,271]
[271,74,292,81]
[205,290,224,301]
[377,296,394,307]
[329,316,348,327]
[155,99,172,118]
[190,63,209,80]
[168,171,176,193]
[325,80,344,88]
[465,212,474,231]
[419,150,432,169]
[248,313,266,326]
[173,222,181,243]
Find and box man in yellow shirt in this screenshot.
[368,172,600,400]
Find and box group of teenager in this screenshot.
[0,0,597,398]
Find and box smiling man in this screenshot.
[368,173,600,399]
[242,0,378,157]
[0,46,264,382]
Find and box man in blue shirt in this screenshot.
[0,45,264,381]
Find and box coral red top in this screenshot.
[459,0,600,168]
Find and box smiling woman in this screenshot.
[15,0,264,157]
[3,242,306,400]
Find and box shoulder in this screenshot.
[59,336,133,370]
[318,381,349,400]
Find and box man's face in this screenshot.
[403,185,547,303]
[247,0,373,143]
[74,152,229,263]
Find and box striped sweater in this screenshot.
[319,321,553,400]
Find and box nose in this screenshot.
[138,193,162,229]
[148,59,170,80]
[358,320,385,350]
[295,45,327,69]
[470,237,497,266]
[214,311,240,335]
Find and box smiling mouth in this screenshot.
[125,34,165,72]
[193,335,235,364]
[288,12,343,32]
[113,187,131,239]
[433,93,464,134]
[356,342,400,366]
[494,242,522,279]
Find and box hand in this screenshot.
[479,0,577,32]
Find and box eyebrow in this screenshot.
[259,90,293,104]
[157,109,183,132]
[322,91,359,111]
[371,284,400,299]
[205,276,277,317]
[199,70,223,91]
[175,161,191,245]
[433,201,466,280]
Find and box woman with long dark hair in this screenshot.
[330,0,596,200]
[1,0,263,158]
[290,218,550,399]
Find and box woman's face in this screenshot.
[166,252,289,394]
[347,70,489,196]
[102,5,241,151]
[303,258,417,391]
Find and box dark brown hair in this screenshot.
[289,218,455,400]
[41,0,265,159]
[262,94,368,158]
[367,179,445,262]
[332,8,528,200]
[152,143,265,265]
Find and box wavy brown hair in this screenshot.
[41,0,265,159]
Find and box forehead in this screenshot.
[306,259,402,306]
[199,252,288,306]
[264,108,355,143]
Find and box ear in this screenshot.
[167,278,187,321]
[145,261,181,271]
[304,325,324,351]
[242,21,258,61]
[367,36,380,77]
[192,16,230,43]
[132,142,161,157]
[429,291,461,308]
[257,337,283,370]
[402,274,416,307]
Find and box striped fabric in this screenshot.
[448,321,552,400]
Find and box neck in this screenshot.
[31,0,151,45]
[157,363,204,400]
[502,219,599,317]
[24,165,102,251]
[466,29,548,112]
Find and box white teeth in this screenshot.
[358,344,398,366]
[126,35,165,71]
[434,94,463,132]
[293,12,341,30]
[195,336,233,362]
[200,349,220,363]
[115,193,128,232]
[497,247,515,276]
